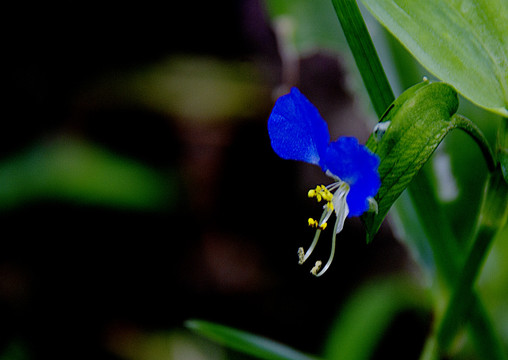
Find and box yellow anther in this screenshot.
[326,201,334,211]
[308,218,327,230]
[308,185,334,205]
[320,186,334,202]
[307,185,333,202]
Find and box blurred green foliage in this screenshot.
[264,0,346,55]
[80,56,271,124]
[0,137,176,210]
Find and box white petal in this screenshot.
[332,183,350,234]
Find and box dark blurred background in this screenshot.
[1,1,422,359]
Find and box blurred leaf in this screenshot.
[390,190,435,273]
[360,0,508,117]
[0,137,176,210]
[264,0,346,55]
[500,118,508,183]
[480,220,508,342]
[324,278,430,360]
[185,320,318,360]
[80,56,271,124]
[107,329,225,360]
[0,340,29,360]
[501,148,508,183]
[436,169,508,357]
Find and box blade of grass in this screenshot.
[325,277,431,360]
[330,0,394,118]
[185,320,319,360]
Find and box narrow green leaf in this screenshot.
[185,320,318,360]
[436,169,508,358]
[0,137,176,210]
[324,278,431,360]
[410,167,507,360]
[360,0,508,116]
[264,0,347,56]
[330,0,394,118]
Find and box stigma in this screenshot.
[298,180,350,276]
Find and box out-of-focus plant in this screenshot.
[187,0,508,359]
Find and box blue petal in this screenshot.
[268,88,329,166]
[322,137,380,216]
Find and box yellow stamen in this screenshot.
[308,185,333,204]
[308,218,327,230]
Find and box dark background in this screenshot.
[2,1,425,359]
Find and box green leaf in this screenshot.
[185,320,318,360]
[360,0,508,117]
[324,278,431,360]
[264,0,346,55]
[330,0,394,118]
[0,137,176,210]
[363,81,495,242]
[363,81,457,241]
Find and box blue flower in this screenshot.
[268,87,380,276]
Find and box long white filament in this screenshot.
[299,181,350,276]
[315,183,349,277]
[299,211,327,264]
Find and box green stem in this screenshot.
[412,167,507,360]
[330,1,506,358]
[452,114,496,172]
[331,0,395,118]
[436,169,508,358]
[499,117,508,182]
[436,119,508,356]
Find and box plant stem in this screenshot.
[436,118,508,357]
[452,114,497,172]
[499,117,508,181]
[331,0,394,118]
[329,1,507,358]
[436,169,508,358]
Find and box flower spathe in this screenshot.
[268,87,380,276]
